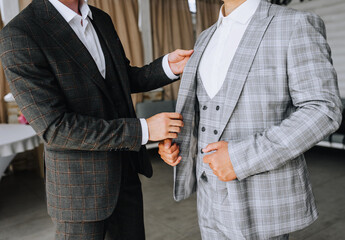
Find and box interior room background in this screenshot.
[1,0,344,126]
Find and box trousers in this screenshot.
[54,158,145,240]
[197,174,289,240]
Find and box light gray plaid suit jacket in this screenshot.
[174,0,343,237]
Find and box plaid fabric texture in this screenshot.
[174,0,343,238]
[53,158,145,240]
[54,221,105,240]
[197,177,290,240]
[0,0,172,222]
[195,70,231,182]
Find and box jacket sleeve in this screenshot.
[109,21,174,93]
[96,10,175,94]
[228,13,343,181]
[127,56,175,94]
[0,25,142,152]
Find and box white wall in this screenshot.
[289,0,345,98]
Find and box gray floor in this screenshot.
[0,146,344,240]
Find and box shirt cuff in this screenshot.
[140,118,149,145]
[162,54,179,80]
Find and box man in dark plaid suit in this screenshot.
[0,0,193,239]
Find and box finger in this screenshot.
[169,126,181,134]
[162,158,174,166]
[164,158,181,167]
[203,154,212,164]
[162,151,179,165]
[166,154,182,164]
[166,143,179,154]
[210,163,219,172]
[170,156,182,166]
[163,138,172,149]
[159,146,178,160]
[219,177,227,182]
[160,143,178,155]
[209,162,214,170]
[177,49,194,57]
[168,132,178,139]
[165,149,180,163]
[181,57,190,64]
[158,142,167,153]
[170,119,184,127]
[165,112,183,120]
[178,58,190,68]
[203,142,221,153]
[176,58,191,73]
[158,140,174,151]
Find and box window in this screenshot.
[188,0,197,40]
[188,0,196,13]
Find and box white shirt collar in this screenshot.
[217,0,261,27]
[49,0,93,23]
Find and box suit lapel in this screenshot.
[218,1,274,138]
[90,9,136,116]
[176,25,217,114]
[31,0,113,104]
[193,25,218,72]
[174,26,219,201]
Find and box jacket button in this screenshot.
[203,106,207,110]
[214,130,218,135]
[201,148,204,154]
[202,127,206,132]
[216,106,220,111]
[201,171,208,182]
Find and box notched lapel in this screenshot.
[193,25,217,75]
[176,25,217,114]
[218,1,274,139]
[31,0,113,104]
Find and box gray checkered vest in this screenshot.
[196,71,228,187]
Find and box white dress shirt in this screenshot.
[49,0,106,78]
[49,0,177,145]
[199,0,261,99]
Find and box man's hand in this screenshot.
[203,141,237,182]
[158,139,182,166]
[146,113,184,141]
[168,49,194,75]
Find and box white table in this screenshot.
[0,124,41,180]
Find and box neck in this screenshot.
[222,0,247,16]
[58,0,81,15]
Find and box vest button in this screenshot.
[201,148,204,154]
[202,127,206,132]
[203,106,208,110]
[214,130,218,135]
[201,171,208,182]
[216,106,220,111]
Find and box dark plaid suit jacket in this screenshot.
[0,0,172,221]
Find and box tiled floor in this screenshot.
[0,146,344,240]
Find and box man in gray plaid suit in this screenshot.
[159,0,343,239]
[0,0,192,239]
